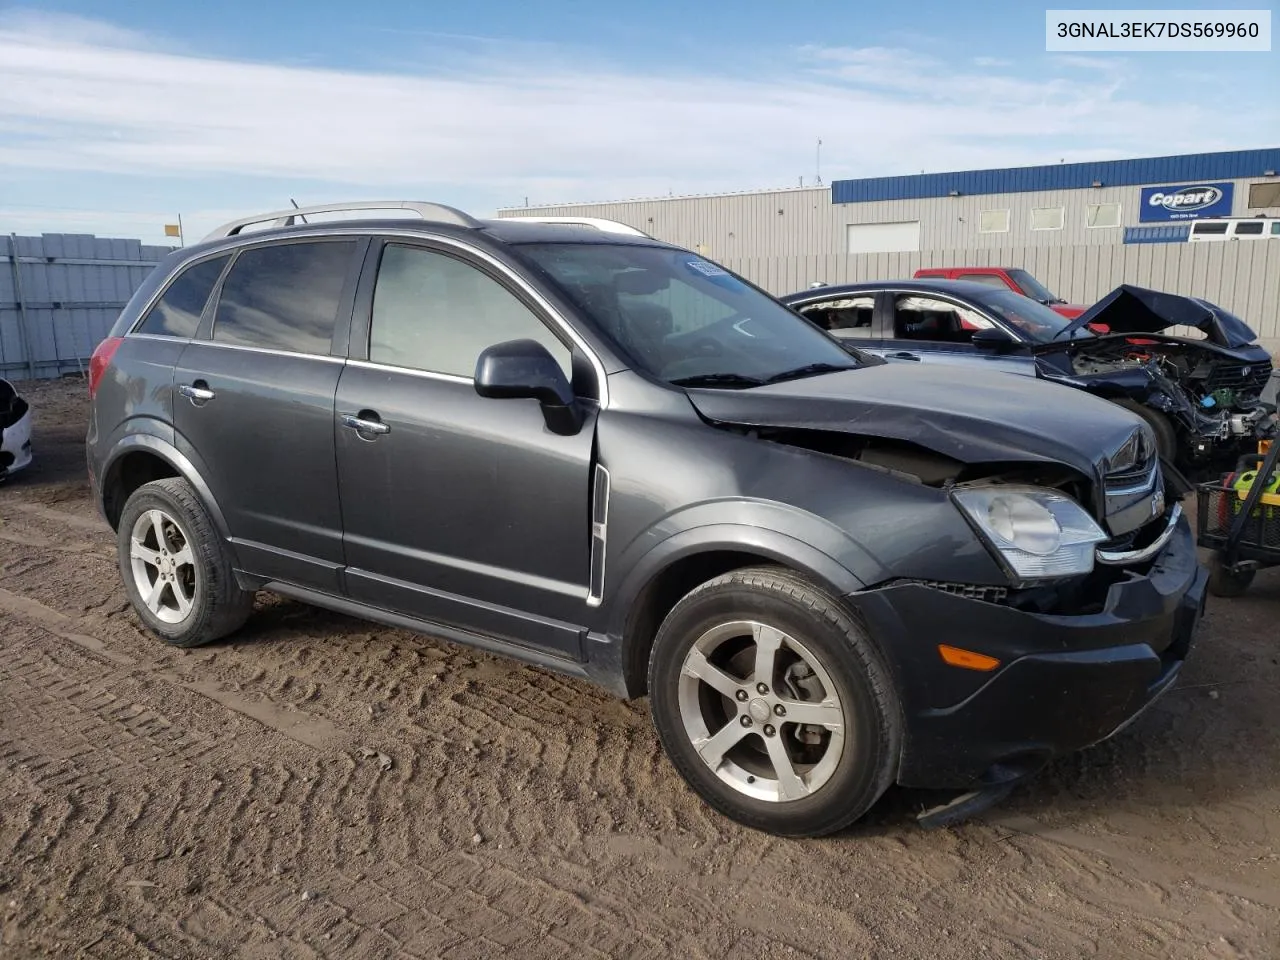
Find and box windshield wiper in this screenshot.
[763,362,855,384]
[669,372,766,389]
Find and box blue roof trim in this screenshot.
[831,149,1280,204]
[1123,224,1191,244]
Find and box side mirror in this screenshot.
[971,327,1016,351]
[474,339,583,436]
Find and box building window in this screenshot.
[1086,203,1122,228]
[845,221,921,254]
[1247,181,1280,208]
[978,209,1010,234]
[1030,207,1065,231]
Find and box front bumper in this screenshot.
[853,512,1207,789]
[0,408,33,479]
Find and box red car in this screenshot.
[913,267,1088,319]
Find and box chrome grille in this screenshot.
[1204,360,1272,397]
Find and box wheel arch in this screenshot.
[100,436,237,563]
[606,524,868,699]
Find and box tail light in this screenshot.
[88,336,124,398]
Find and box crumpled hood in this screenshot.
[1063,284,1260,348]
[687,363,1145,482]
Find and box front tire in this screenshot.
[1112,398,1178,463]
[116,478,254,647]
[647,566,901,837]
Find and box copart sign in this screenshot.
[1140,182,1234,221]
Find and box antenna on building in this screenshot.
[815,138,823,186]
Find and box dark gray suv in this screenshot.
[87,202,1207,836]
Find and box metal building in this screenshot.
[499,148,1280,257]
[497,148,1280,351]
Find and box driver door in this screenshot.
[334,240,598,660]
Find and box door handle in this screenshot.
[340,413,391,437]
[887,352,920,361]
[178,382,216,403]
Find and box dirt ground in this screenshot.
[1,377,1278,960]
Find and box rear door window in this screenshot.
[136,256,229,338]
[796,295,877,338]
[956,273,1009,289]
[213,241,357,354]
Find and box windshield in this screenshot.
[1007,269,1061,303]
[978,289,1089,342]
[515,243,861,386]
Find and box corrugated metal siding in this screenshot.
[831,148,1280,203]
[1123,225,1193,244]
[1,233,172,380]
[502,178,1278,253]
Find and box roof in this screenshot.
[831,148,1280,204]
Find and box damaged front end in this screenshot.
[0,377,34,480]
[1035,285,1275,470]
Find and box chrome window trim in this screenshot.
[878,288,1028,344]
[346,358,471,385]
[123,226,612,407]
[1096,503,1182,565]
[175,340,346,363]
[373,231,610,408]
[125,332,196,344]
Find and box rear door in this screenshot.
[332,239,598,660]
[172,237,365,592]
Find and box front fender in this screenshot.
[602,501,879,645]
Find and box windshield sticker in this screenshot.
[685,259,729,278]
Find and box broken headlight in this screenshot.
[1106,426,1155,475]
[952,486,1107,583]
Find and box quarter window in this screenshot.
[369,244,571,379]
[137,256,229,338]
[957,273,1009,289]
[213,241,356,355]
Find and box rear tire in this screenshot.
[647,566,900,837]
[1207,554,1255,598]
[116,478,254,647]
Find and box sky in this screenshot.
[1,0,1277,246]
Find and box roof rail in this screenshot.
[501,215,652,238]
[201,200,483,242]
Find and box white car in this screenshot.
[0,378,32,480]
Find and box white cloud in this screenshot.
[0,10,1274,227]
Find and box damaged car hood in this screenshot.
[1061,284,1260,348]
[686,363,1144,482]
